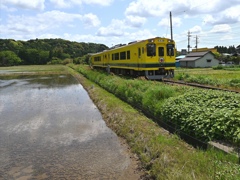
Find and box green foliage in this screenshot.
[62,58,73,65]
[212,65,224,70]
[0,50,22,66]
[72,65,239,145]
[18,48,49,65]
[0,38,108,65]
[175,68,240,89]
[73,54,90,64]
[214,45,237,54]
[73,65,240,144]
[161,90,240,144]
[47,57,62,65]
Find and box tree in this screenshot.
[0,38,109,64]
[0,50,21,66]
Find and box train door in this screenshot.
[158,46,164,64]
[107,54,110,65]
[138,47,142,70]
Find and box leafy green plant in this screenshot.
[161,89,240,144]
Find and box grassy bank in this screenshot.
[67,64,240,180]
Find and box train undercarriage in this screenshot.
[103,66,174,80]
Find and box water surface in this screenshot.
[0,74,138,179]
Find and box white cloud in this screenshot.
[210,24,232,33]
[126,29,154,41]
[49,0,71,8]
[0,11,101,39]
[97,27,124,37]
[125,0,240,26]
[0,4,17,12]
[2,0,45,11]
[97,19,126,37]
[158,17,182,27]
[82,13,101,28]
[50,0,113,8]
[202,15,216,25]
[189,25,202,34]
[125,0,171,17]
[125,15,146,28]
[220,34,233,41]
[82,0,113,6]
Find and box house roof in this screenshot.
[180,51,214,62]
[176,55,186,60]
[180,57,200,61]
[186,51,210,57]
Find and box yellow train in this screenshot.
[90,37,176,80]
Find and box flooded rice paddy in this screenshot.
[0,73,140,179]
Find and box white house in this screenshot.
[180,51,219,68]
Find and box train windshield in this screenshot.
[147,43,156,56]
[167,44,175,56]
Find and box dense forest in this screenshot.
[0,38,108,66]
[214,45,240,54]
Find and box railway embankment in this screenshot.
[68,64,240,180]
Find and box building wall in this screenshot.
[180,53,219,68]
[180,61,195,67]
[195,53,219,67]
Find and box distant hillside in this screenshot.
[0,38,108,66]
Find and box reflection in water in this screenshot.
[0,74,135,179]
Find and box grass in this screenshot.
[174,68,240,90]
[68,64,240,180]
[0,65,68,75]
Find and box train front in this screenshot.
[144,37,176,80]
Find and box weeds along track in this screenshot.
[162,79,240,93]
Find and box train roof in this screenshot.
[90,37,174,55]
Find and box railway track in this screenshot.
[162,79,240,94]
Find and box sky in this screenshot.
[1,0,240,51]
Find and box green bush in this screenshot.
[213,65,224,70]
[161,90,240,144]
[62,58,73,65]
[72,65,240,145]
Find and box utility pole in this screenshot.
[195,35,199,51]
[170,11,173,40]
[187,31,191,53]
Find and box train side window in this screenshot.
[127,51,130,59]
[112,54,115,60]
[115,53,119,60]
[147,43,156,56]
[94,56,101,61]
[158,47,164,56]
[120,51,126,60]
[138,48,141,57]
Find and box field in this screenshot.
[0,65,67,75]
[174,67,240,91]
[68,64,240,180]
[1,65,240,179]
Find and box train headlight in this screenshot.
[159,57,164,63]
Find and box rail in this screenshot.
[162,79,240,94]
